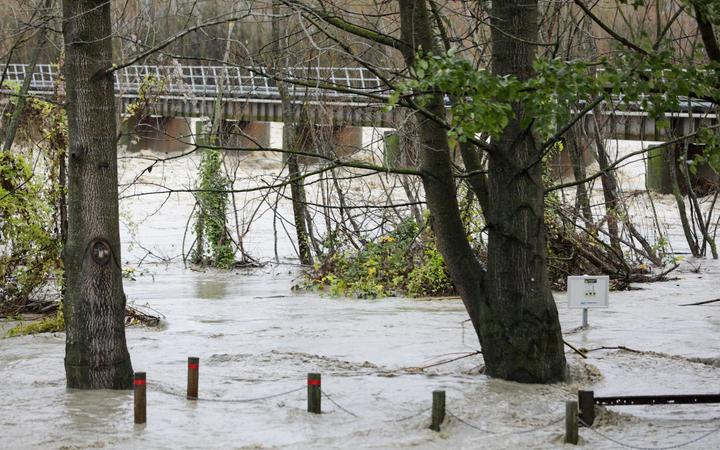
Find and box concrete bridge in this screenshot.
[1,63,399,125]
[4,63,717,139]
[1,63,410,154]
[2,63,718,181]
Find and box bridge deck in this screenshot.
[1,64,717,133]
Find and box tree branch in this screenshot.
[574,0,649,56]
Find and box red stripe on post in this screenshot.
[307,379,321,386]
[134,379,146,386]
[188,363,199,369]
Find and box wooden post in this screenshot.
[578,390,595,427]
[307,373,321,414]
[187,357,199,400]
[565,401,579,444]
[430,390,446,432]
[134,372,146,424]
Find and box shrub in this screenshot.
[300,218,454,298]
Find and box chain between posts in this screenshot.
[578,418,720,450]
[446,409,565,435]
[140,368,720,448]
[152,382,306,403]
[320,389,359,417]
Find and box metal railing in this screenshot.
[1,64,388,101]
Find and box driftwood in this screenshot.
[3,300,162,327]
[125,303,164,326]
[400,351,481,373]
[546,204,679,290]
[563,340,588,359]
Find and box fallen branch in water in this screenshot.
[584,345,643,354]
[4,300,163,330]
[125,303,164,327]
[563,340,588,359]
[680,298,720,306]
[400,350,481,373]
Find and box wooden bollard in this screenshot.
[430,390,446,432]
[187,357,199,400]
[307,373,321,414]
[578,390,595,427]
[565,401,579,444]
[134,372,146,424]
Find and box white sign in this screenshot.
[567,275,609,309]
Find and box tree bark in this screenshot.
[62,0,133,389]
[398,0,566,383]
[484,0,566,382]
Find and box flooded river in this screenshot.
[1,143,719,449]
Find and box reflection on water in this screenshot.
[64,389,132,432]
[195,278,228,300]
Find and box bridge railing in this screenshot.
[2,64,389,101]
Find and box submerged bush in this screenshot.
[300,218,454,298]
[6,303,64,337]
[0,151,62,313]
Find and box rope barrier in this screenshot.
[579,418,720,450]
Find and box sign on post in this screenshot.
[567,275,609,327]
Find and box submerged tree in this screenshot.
[62,0,133,389]
[395,0,566,382]
[192,148,235,269]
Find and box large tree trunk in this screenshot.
[62,0,133,389]
[398,0,566,383]
[483,0,566,382]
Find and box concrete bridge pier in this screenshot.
[644,116,719,195]
[382,118,419,169]
[193,119,272,149]
[332,126,364,158]
[220,120,273,150]
[647,142,719,195]
[122,116,194,153]
[285,123,364,163]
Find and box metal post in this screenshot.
[582,308,589,327]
